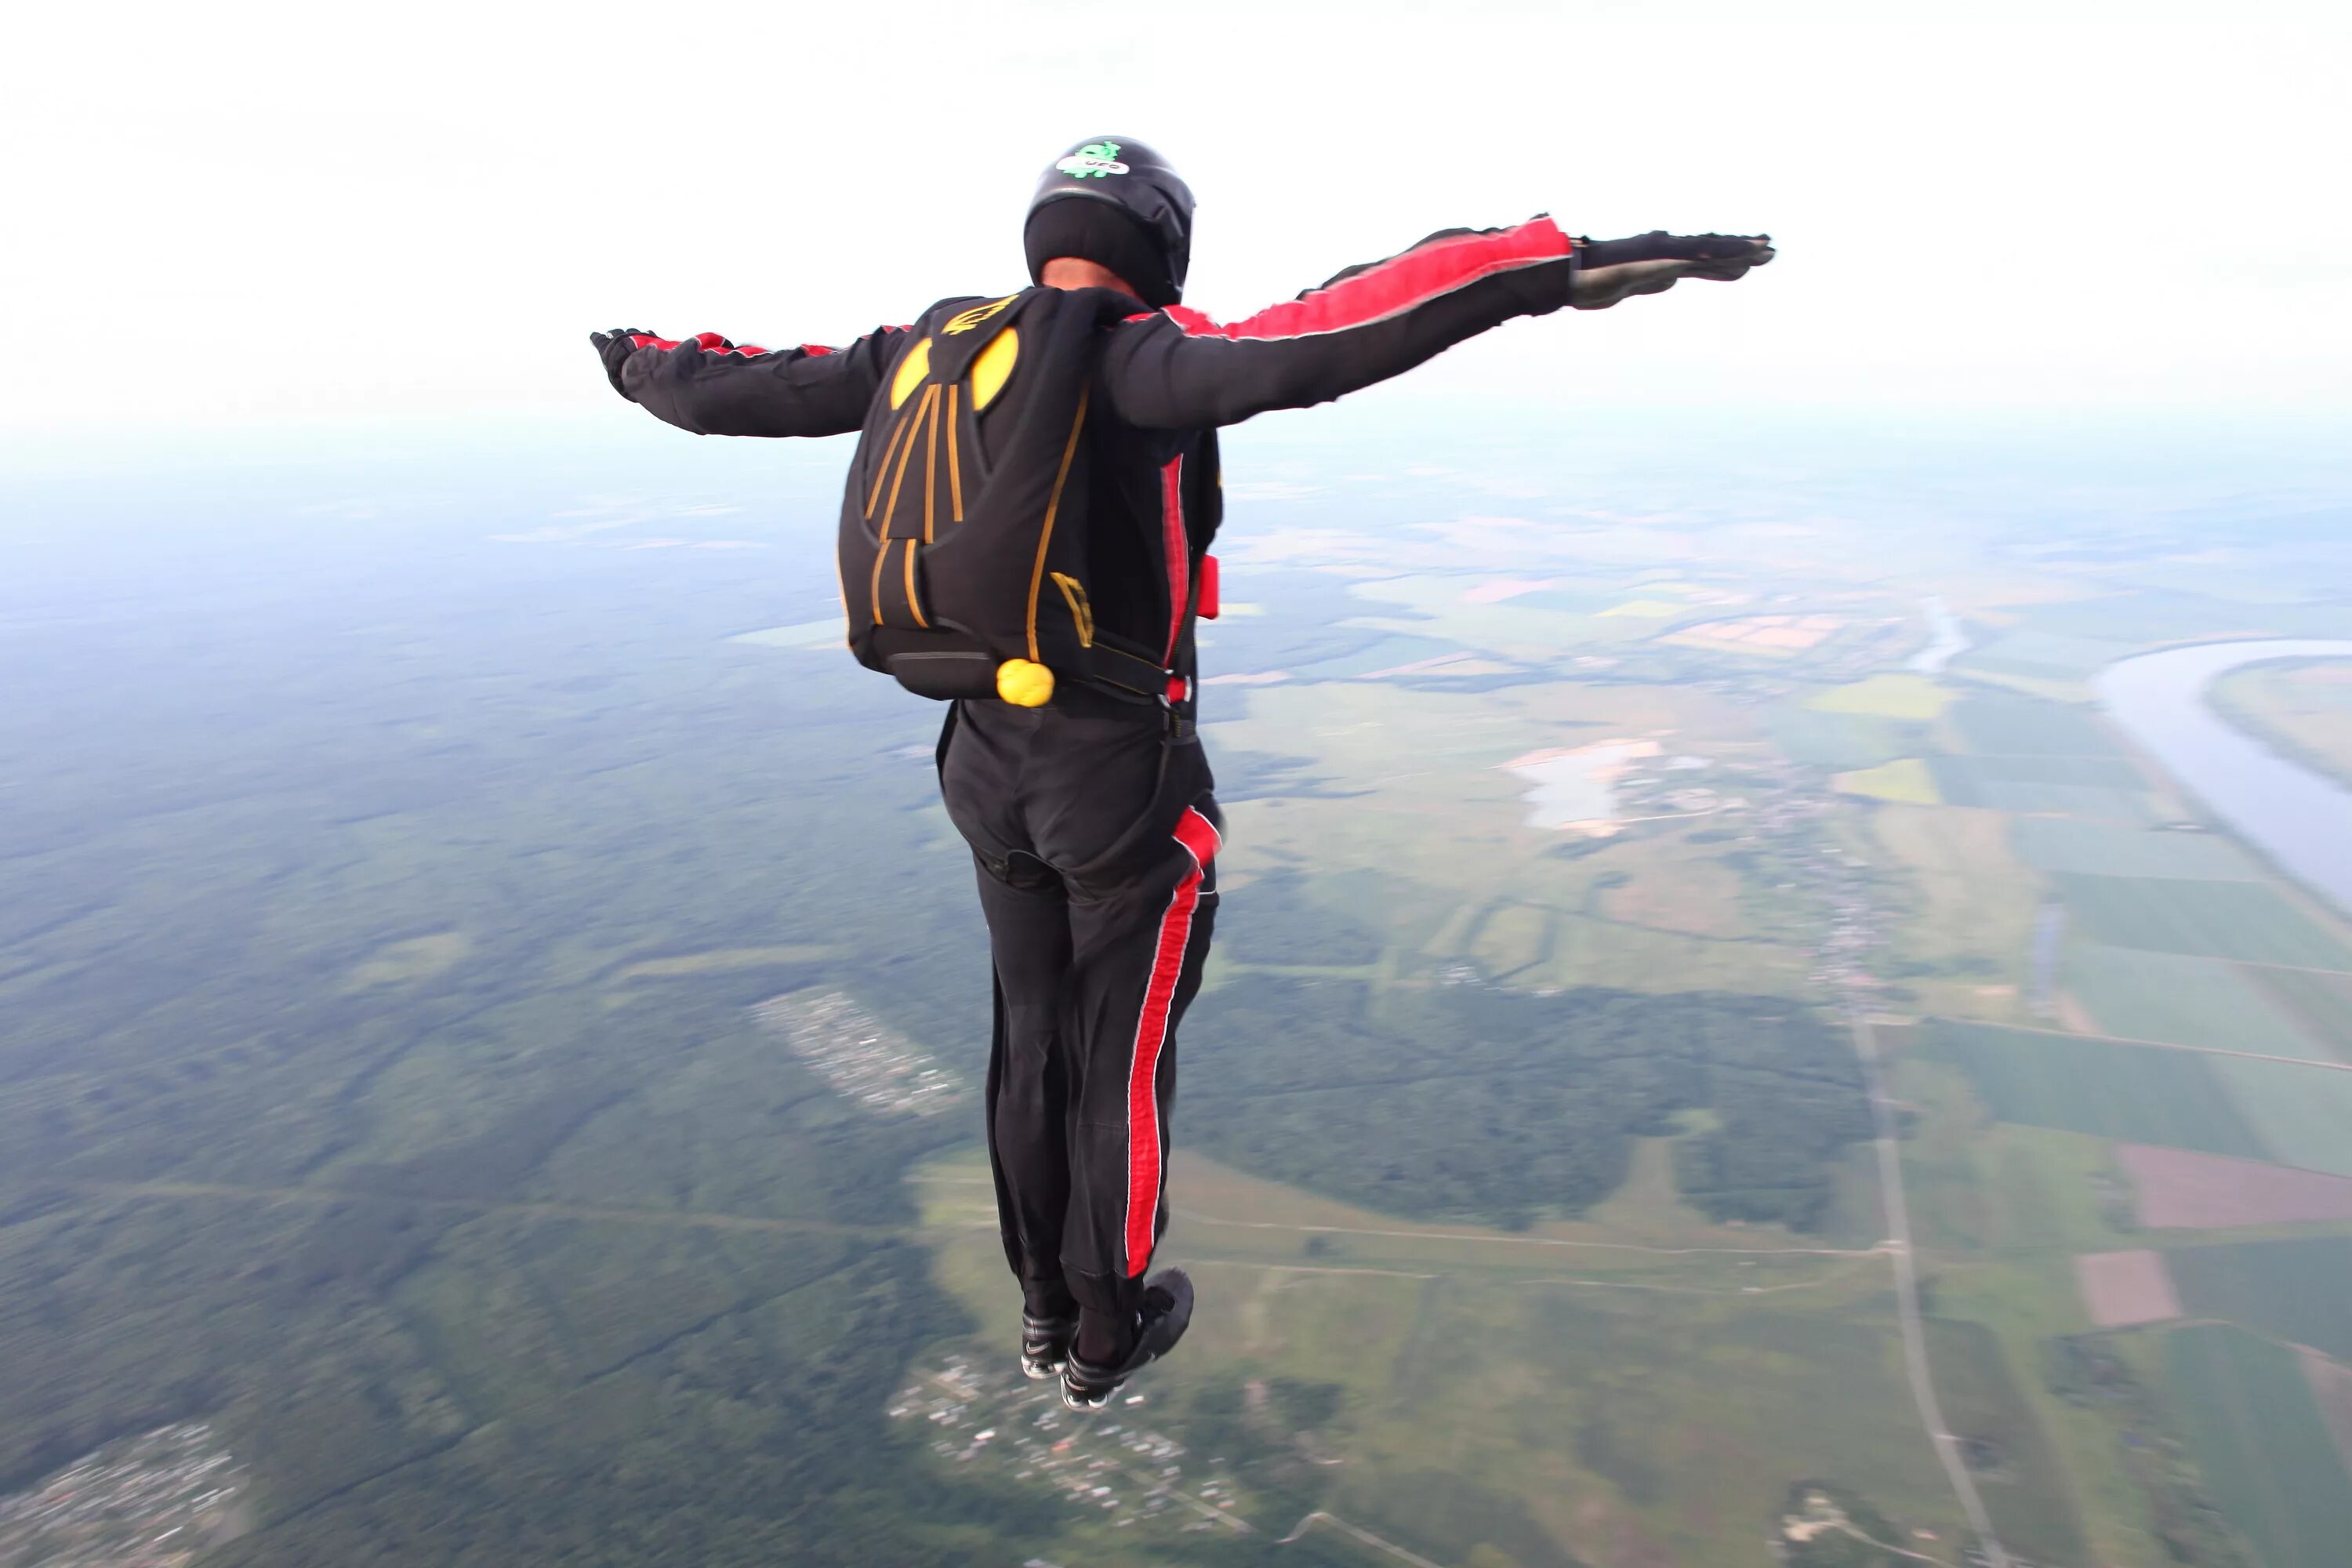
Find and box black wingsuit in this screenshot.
[604,214,1588,1328]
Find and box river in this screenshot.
[2092,639,2352,917]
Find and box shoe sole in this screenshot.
[1059,1268,1193,1410]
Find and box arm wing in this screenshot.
[1101,217,1580,430]
[611,328,909,437]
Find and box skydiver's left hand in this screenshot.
[1570,233,1774,310]
[590,328,655,398]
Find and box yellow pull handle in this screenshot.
[996,659,1055,707]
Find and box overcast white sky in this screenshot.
[4,0,2347,441]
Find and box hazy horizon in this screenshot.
[7,0,2350,443]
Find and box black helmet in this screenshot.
[1024,136,1194,307]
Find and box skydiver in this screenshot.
[592,136,1772,1410]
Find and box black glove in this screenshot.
[1578,231,1773,270]
[590,328,656,399]
[1570,234,1773,309]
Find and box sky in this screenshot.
[4,0,2349,445]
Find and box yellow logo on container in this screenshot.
[944,296,1017,336]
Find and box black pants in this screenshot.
[938,688,1218,1323]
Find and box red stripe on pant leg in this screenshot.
[1122,876,1197,1276]
[1123,808,1220,1276]
[1160,454,1188,665]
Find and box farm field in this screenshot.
[2010,817,2267,880]
[1922,1019,2352,1178]
[1807,673,1953,719]
[2249,967,2352,1060]
[2162,1324,2352,1568]
[1950,696,2125,757]
[2049,873,2352,970]
[1929,753,2148,799]
[2166,1237,2352,1363]
[2075,1249,2183,1327]
[1872,803,2038,999]
[1921,1022,2270,1160]
[2064,943,2328,1059]
[2119,1145,2352,1229]
[1891,1088,2138,1258]
[1769,706,1918,769]
[2205,1055,2352,1178]
[1666,612,1844,655]
[1595,848,1751,939]
[1832,758,1937,804]
[1977,782,2157,822]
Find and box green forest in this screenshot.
[1185,975,1870,1229]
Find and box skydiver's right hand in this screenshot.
[1570,233,1774,310]
[590,328,656,399]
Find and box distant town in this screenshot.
[891,1352,1252,1541]
[0,1424,245,1567]
[750,988,961,1118]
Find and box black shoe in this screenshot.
[1061,1269,1193,1411]
[1020,1310,1077,1381]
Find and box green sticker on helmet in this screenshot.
[1055,142,1129,180]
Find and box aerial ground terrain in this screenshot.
[3,414,2350,1566]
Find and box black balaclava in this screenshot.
[1023,136,1195,307]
